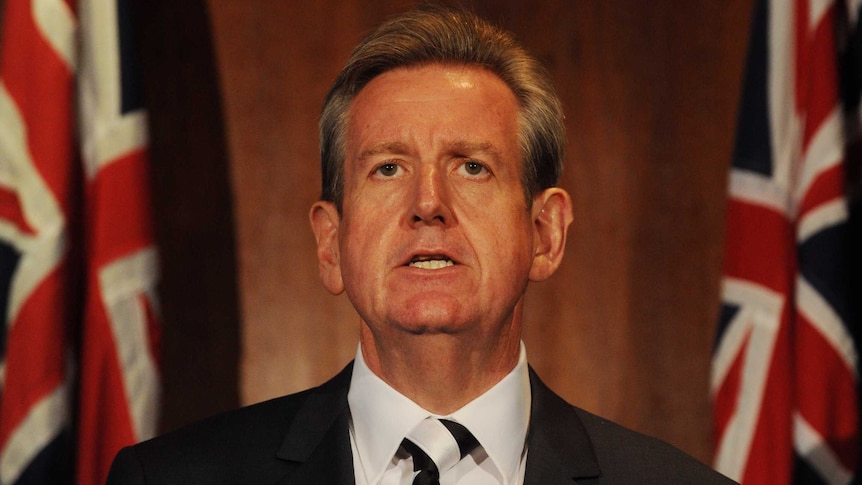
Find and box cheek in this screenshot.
[338,220,366,279]
[465,210,533,265]
[339,215,392,281]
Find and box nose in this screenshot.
[410,165,453,226]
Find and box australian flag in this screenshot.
[0,0,161,484]
[711,0,861,483]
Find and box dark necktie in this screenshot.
[401,418,479,485]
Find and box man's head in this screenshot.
[319,4,565,211]
[310,6,573,380]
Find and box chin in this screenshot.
[388,303,471,335]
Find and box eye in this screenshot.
[376,163,401,177]
[460,160,487,177]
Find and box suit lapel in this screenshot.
[524,368,601,484]
[261,363,601,484]
[273,363,356,485]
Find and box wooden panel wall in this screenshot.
[139,0,754,465]
[136,0,241,433]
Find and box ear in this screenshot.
[529,188,573,282]
[309,201,345,295]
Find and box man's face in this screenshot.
[316,64,542,340]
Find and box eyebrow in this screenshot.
[357,142,412,160]
[357,140,501,160]
[447,141,500,160]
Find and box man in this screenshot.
[108,5,735,484]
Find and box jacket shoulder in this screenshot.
[106,363,353,484]
[106,391,310,484]
[573,407,736,484]
[527,368,736,484]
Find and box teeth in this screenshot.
[409,259,454,269]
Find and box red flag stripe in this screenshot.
[796,1,839,150]
[88,149,154,266]
[0,187,36,236]
[721,199,794,293]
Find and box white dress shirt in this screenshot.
[348,343,531,485]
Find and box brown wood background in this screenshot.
[131,0,755,466]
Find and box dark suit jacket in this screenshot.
[107,363,736,484]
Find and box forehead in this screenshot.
[345,64,520,154]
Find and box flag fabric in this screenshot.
[0,0,161,483]
[712,0,860,483]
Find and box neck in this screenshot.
[359,316,522,415]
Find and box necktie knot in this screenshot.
[401,418,479,485]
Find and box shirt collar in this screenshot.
[347,343,531,484]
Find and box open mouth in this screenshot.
[408,255,455,269]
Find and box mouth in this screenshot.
[407,254,455,270]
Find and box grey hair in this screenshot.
[319,4,565,210]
